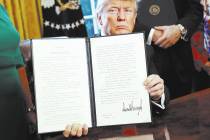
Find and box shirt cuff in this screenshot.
[146,28,155,45]
[151,92,165,110]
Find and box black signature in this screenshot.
[122,100,142,115]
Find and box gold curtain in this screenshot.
[0,0,43,40]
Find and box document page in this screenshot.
[90,33,151,126]
[32,39,92,133]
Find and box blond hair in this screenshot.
[96,0,138,15]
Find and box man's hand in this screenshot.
[152,29,163,42]
[63,123,88,138]
[144,74,164,101]
[154,25,181,48]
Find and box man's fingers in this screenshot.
[154,26,166,31]
[150,88,164,97]
[63,125,72,138]
[144,74,156,86]
[148,82,164,93]
[154,25,181,48]
[155,34,167,45]
[82,124,88,135]
[76,124,83,137]
[149,84,164,100]
[153,29,163,42]
[71,123,79,136]
[63,123,88,138]
[159,39,170,48]
[145,75,163,89]
[144,74,164,100]
[150,91,163,100]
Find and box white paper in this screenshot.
[90,33,151,126]
[32,39,92,133]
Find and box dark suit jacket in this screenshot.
[136,0,203,40]
[135,0,203,98]
[145,46,170,114]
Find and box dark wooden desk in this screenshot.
[40,88,210,140]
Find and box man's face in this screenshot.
[98,0,137,35]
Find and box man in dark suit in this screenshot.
[136,0,203,99]
[40,1,169,139]
[96,0,170,114]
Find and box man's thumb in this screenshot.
[154,26,166,31]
